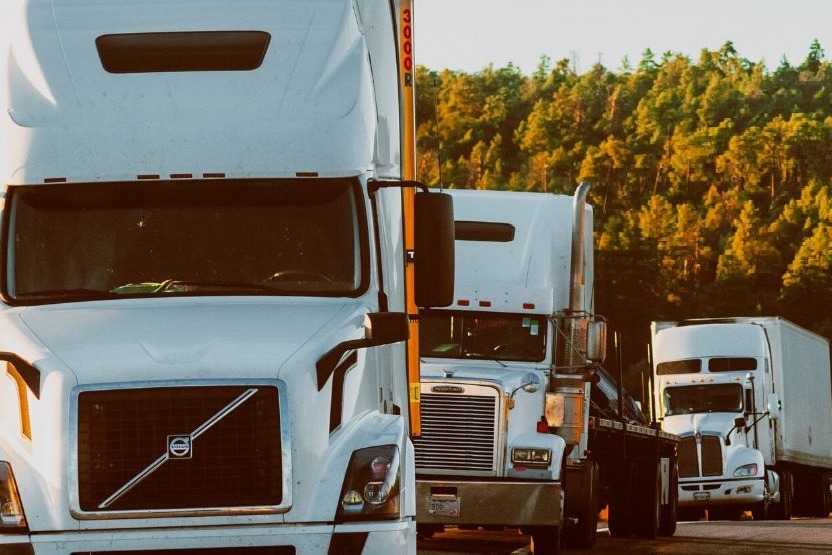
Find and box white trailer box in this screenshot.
[765,318,832,468]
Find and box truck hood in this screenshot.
[419,358,547,392]
[663,412,738,438]
[15,297,354,385]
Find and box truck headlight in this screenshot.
[0,461,28,532]
[512,447,552,467]
[733,463,758,478]
[336,445,400,522]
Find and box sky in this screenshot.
[414,0,832,75]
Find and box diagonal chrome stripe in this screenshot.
[98,387,259,509]
[191,388,258,439]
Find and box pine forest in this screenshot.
[415,41,832,397]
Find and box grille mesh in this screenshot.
[413,392,497,472]
[76,385,282,512]
[700,435,723,476]
[678,436,698,478]
[677,435,723,478]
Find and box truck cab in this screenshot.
[0,1,454,553]
[652,321,778,520]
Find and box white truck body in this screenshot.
[0,1,455,553]
[652,317,832,519]
[415,188,679,552]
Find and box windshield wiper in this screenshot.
[115,280,288,295]
[17,288,121,301]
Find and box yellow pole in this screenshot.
[398,0,421,436]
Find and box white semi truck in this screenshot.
[414,186,679,554]
[651,317,832,521]
[0,1,456,553]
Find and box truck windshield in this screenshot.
[6,178,366,303]
[419,312,547,362]
[663,383,743,416]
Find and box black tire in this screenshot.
[769,469,792,520]
[752,473,771,520]
[658,461,678,536]
[530,525,561,555]
[634,462,661,539]
[562,461,599,549]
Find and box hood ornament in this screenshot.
[443,369,455,378]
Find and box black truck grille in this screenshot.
[678,435,723,478]
[76,384,283,512]
[413,392,498,472]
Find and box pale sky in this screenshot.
[415,0,832,74]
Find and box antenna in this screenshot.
[433,79,444,192]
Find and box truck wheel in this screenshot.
[563,461,599,548]
[530,525,561,555]
[634,462,661,539]
[769,469,793,520]
[658,461,678,536]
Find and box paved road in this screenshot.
[418,518,832,554]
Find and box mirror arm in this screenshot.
[316,339,370,390]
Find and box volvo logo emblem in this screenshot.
[432,385,464,394]
[168,435,192,459]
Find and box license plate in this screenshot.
[427,495,460,517]
[694,492,710,501]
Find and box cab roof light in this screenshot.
[296,172,319,177]
[457,299,470,306]
[203,173,226,178]
[43,177,66,183]
[523,303,535,310]
[170,173,193,179]
[478,300,491,307]
[137,174,160,180]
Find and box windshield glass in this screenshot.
[420,312,547,362]
[7,178,366,303]
[663,383,743,416]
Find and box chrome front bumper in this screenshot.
[416,479,563,526]
[678,477,767,507]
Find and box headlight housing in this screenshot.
[512,447,552,467]
[0,461,28,532]
[733,463,759,478]
[336,445,400,522]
